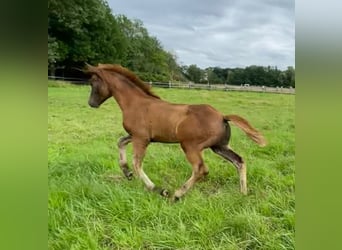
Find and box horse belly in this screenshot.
[148,104,187,143]
[150,123,179,143]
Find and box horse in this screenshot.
[85,63,266,201]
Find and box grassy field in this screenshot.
[48,82,295,250]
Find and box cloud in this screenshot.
[108,0,294,69]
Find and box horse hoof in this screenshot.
[172,196,180,202]
[160,189,169,197]
[126,172,133,180]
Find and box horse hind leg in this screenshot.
[211,145,247,195]
[173,145,209,201]
[118,135,133,180]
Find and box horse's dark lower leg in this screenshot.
[211,145,247,195]
[173,146,208,201]
[118,135,133,179]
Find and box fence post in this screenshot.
[169,81,171,88]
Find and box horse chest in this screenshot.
[122,114,152,136]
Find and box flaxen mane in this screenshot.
[96,64,160,99]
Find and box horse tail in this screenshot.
[223,114,267,147]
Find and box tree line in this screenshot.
[182,64,295,87]
[48,0,295,87]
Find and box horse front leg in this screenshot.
[118,135,133,180]
[132,138,169,197]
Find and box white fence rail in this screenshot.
[48,76,295,94]
[149,82,295,94]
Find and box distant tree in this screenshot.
[48,0,180,81]
[226,70,233,84]
[48,0,127,72]
[115,15,181,81]
[212,67,228,83]
[206,67,222,84]
[229,68,245,85]
[284,66,295,87]
[165,51,185,81]
[48,36,62,75]
[187,64,203,83]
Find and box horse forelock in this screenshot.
[93,64,160,99]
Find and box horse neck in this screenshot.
[108,75,151,111]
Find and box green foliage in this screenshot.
[48,83,295,249]
[208,67,223,84]
[116,15,179,82]
[48,0,127,70]
[285,66,295,87]
[48,0,181,81]
[181,65,295,87]
[185,64,203,83]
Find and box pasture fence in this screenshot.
[48,76,295,94]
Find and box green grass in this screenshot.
[48,82,295,249]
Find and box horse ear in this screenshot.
[84,63,98,75]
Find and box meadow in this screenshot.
[48,82,295,249]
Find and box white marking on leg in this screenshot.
[139,169,155,191]
[133,158,155,190]
[239,163,247,195]
[119,147,127,166]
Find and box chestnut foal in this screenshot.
[86,64,266,201]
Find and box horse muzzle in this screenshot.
[88,100,99,108]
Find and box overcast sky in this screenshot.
[108,0,295,70]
